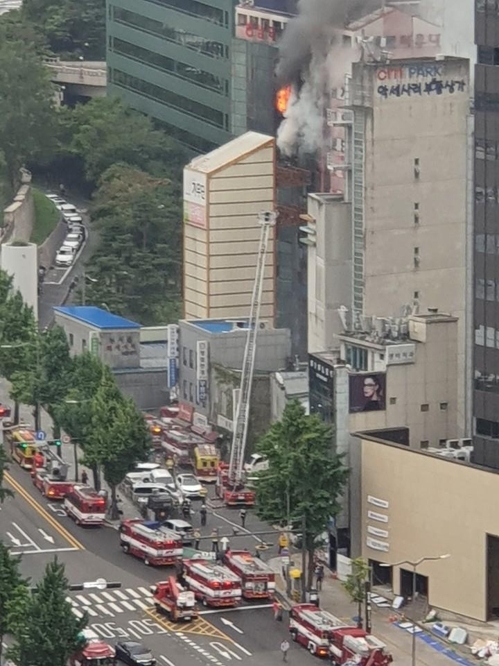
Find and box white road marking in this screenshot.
[211,512,263,544]
[126,588,140,598]
[108,603,124,614]
[96,605,114,617]
[113,590,128,600]
[132,599,151,611]
[72,608,84,619]
[229,641,252,657]
[38,529,55,544]
[220,618,243,634]
[89,593,104,604]
[160,657,176,666]
[86,608,98,617]
[101,592,116,602]
[120,601,136,612]
[12,523,39,550]
[76,595,91,606]
[65,596,78,607]
[11,547,78,555]
[138,587,152,597]
[6,532,22,547]
[200,603,272,615]
[210,642,242,661]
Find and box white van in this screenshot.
[130,482,170,504]
[149,469,183,503]
[244,453,269,474]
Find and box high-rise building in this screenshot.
[106,0,236,154]
[473,2,499,468]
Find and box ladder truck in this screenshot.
[31,444,73,499]
[216,211,277,507]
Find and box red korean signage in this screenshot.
[178,402,194,423]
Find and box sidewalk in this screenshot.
[268,557,475,666]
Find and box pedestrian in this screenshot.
[211,528,219,553]
[278,532,288,555]
[280,639,290,662]
[200,502,207,526]
[273,600,283,621]
[316,564,324,591]
[194,529,201,550]
[239,507,247,528]
[81,470,88,485]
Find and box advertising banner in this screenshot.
[349,373,386,413]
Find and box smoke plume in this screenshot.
[276,0,372,157]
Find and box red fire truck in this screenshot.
[64,486,107,526]
[31,445,74,499]
[216,462,255,506]
[182,559,242,607]
[330,628,393,666]
[223,550,275,599]
[71,629,116,666]
[162,428,206,466]
[289,604,351,657]
[119,519,183,566]
[151,576,199,622]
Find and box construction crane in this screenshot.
[220,210,277,507]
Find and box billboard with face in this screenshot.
[349,373,386,413]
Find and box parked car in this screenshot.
[132,462,160,473]
[63,233,82,250]
[46,194,66,205]
[175,473,203,499]
[55,245,76,267]
[65,213,83,224]
[162,518,193,544]
[244,453,268,475]
[115,641,155,666]
[68,223,86,239]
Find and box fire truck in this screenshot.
[6,427,38,469]
[71,629,116,666]
[289,604,351,657]
[193,444,219,482]
[216,463,255,506]
[182,559,242,607]
[119,519,183,566]
[223,550,275,599]
[31,445,74,499]
[151,576,199,622]
[64,485,107,526]
[329,628,393,666]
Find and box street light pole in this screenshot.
[381,554,450,666]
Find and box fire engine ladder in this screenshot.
[40,444,69,480]
[228,211,277,486]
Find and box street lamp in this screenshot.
[380,554,450,666]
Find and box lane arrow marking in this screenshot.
[210,642,242,661]
[220,618,244,634]
[38,529,55,544]
[6,532,22,547]
[160,657,176,666]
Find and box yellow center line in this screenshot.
[5,472,84,550]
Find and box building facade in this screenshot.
[106,0,236,153]
[1,242,38,322]
[473,2,499,468]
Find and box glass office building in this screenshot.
[106,0,236,153]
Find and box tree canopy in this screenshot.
[255,400,349,589]
[0,542,27,664]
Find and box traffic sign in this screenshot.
[61,434,71,444]
[35,430,46,441]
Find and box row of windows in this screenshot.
[112,6,229,60]
[475,375,499,393]
[345,345,369,371]
[475,278,499,300]
[476,234,499,253]
[477,0,499,12]
[475,325,499,347]
[182,346,195,369]
[110,69,229,130]
[478,46,499,66]
[476,418,499,438]
[476,138,499,160]
[475,186,499,203]
[476,92,499,112]
[110,37,228,95]
[144,0,229,27]
[155,119,217,154]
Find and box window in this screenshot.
[189,383,194,402]
[420,440,429,449]
[414,247,419,255]
[69,333,74,347]
[477,418,499,438]
[144,0,226,27]
[420,404,429,412]
[183,347,187,366]
[189,350,194,369]
[439,439,447,447]
[414,203,419,210]
[389,397,397,405]
[82,339,87,351]
[345,345,368,371]
[414,291,419,299]
[439,402,448,410]
[414,158,420,166]
[183,380,187,399]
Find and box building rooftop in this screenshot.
[274,371,308,396]
[187,132,274,176]
[54,306,141,330]
[188,319,250,334]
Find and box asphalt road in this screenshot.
[0,456,313,666]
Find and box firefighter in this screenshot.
[239,507,247,528]
[273,600,283,621]
[211,528,219,553]
[199,502,207,526]
[278,532,289,555]
[81,470,89,485]
[193,528,201,550]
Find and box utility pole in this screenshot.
[301,514,307,602]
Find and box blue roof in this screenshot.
[192,319,249,334]
[54,306,141,330]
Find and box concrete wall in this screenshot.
[1,174,34,243]
[357,435,499,621]
[0,242,38,320]
[114,368,168,411]
[38,215,65,269]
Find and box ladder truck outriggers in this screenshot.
[216,211,277,507]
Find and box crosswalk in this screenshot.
[67,586,153,619]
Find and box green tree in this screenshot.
[255,400,348,592]
[342,557,370,628]
[0,541,27,664]
[0,27,56,187]
[86,371,150,518]
[38,326,73,437]
[8,558,87,666]
[0,446,13,504]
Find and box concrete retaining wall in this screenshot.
[0,170,34,243]
[38,215,65,269]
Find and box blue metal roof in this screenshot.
[54,306,141,330]
[192,319,249,334]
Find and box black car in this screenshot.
[115,641,156,666]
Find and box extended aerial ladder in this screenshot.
[220,211,277,506]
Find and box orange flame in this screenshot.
[276,86,291,115]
